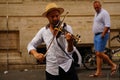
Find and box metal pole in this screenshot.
[4,0,9,74]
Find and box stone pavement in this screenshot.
[0,68,120,80]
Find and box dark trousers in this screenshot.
[46,62,79,80]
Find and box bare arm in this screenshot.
[101,27,110,38]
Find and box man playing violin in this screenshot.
[27,3,79,80]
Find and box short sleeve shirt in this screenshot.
[92,9,111,34]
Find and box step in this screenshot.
[0,64,46,71]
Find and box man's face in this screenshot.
[93,2,101,13]
[47,10,60,27]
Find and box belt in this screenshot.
[95,32,102,35]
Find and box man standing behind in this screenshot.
[89,0,117,77]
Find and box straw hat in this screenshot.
[42,3,64,17]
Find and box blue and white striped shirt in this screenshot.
[92,8,110,34]
[27,24,74,75]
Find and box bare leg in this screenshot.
[94,51,116,75]
[89,51,103,77]
[100,52,117,71]
[95,52,102,75]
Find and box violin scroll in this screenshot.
[54,27,81,45]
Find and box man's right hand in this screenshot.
[30,50,45,63]
[33,52,45,63]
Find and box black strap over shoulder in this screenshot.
[56,23,66,38]
[56,23,72,59]
[56,38,72,59]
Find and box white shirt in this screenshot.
[92,9,111,34]
[27,24,74,75]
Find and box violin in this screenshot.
[54,26,81,45]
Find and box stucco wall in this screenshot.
[0,0,120,68]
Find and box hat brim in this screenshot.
[42,8,64,17]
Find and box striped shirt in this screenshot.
[92,8,111,34]
[27,24,74,75]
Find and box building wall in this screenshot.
[0,0,120,69]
